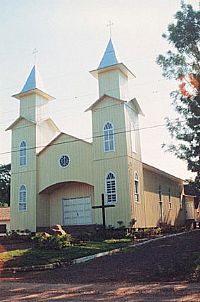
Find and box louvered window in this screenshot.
[103,122,115,152]
[19,141,27,166]
[19,185,27,211]
[106,172,117,203]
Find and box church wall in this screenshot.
[98,69,120,98]
[36,193,50,227]
[20,94,36,121]
[93,157,131,228]
[49,182,94,226]
[38,134,93,193]
[36,120,59,153]
[143,168,184,227]
[91,98,131,227]
[10,122,37,232]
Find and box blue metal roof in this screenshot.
[98,38,118,69]
[20,65,45,93]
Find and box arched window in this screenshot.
[134,172,139,202]
[19,185,27,211]
[106,172,117,203]
[103,122,115,152]
[19,141,27,166]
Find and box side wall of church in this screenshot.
[143,167,185,227]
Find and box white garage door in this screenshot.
[63,197,92,225]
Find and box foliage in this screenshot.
[0,240,131,268]
[32,232,72,250]
[1,229,32,243]
[0,163,11,206]
[156,2,200,193]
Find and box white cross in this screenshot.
[32,48,38,64]
[107,21,114,38]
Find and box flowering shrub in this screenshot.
[32,232,72,250]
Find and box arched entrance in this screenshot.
[39,181,94,226]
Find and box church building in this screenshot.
[7,39,190,232]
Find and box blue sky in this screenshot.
[0,0,199,179]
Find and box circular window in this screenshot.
[59,155,70,168]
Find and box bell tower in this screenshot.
[90,38,135,100]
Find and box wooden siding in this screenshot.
[10,120,37,231]
[143,167,184,227]
[37,133,93,193]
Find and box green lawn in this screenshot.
[0,239,131,268]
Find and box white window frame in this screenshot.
[134,172,140,202]
[103,122,115,152]
[105,172,117,204]
[19,184,27,212]
[19,140,27,166]
[168,188,172,210]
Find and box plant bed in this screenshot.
[0,239,131,270]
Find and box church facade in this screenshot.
[7,39,188,232]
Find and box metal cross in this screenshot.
[32,48,38,64]
[107,20,114,38]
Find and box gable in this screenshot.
[6,116,36,131]
[38,132,91,156]
[85,94,125,112]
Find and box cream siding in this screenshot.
[38,133,93,193]
[143,167,184,227]
[10,120,37,231]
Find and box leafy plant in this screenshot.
[32,232,72,250]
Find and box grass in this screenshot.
[0,239,131,268]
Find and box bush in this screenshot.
[32,232,72,250]
[1,229,32,243]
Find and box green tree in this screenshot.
[157,2,200,193]
[0,163,11,206]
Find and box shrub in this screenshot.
[32,232,72,250]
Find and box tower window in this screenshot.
[19,140,27,166]
[103,122,115,152]
[134,172,139,202]
[106,172,117,203]
[19,184,27,211]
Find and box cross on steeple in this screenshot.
[32,48,38,64]
[107,20,114,38]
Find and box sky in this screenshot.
[0,0,199,180]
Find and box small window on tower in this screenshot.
[19,141,27,166]
[103,122,115,152]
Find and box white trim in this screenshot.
[105,171,117,204]
[103,121,115,152]
[19,184,27,212]
[134,171,140,203]
[19,140,27,166]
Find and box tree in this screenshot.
[156,2,200,194]
[0,163,11,206]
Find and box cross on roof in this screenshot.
[32,48,38,64]
[107,20,114,38]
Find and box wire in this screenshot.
[0,119,185,156]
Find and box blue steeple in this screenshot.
[98,38,118,69]
[12,65,54,101]
[21,65,45,94]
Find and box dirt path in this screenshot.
[0,231,200,301]
[0,280,200,301]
